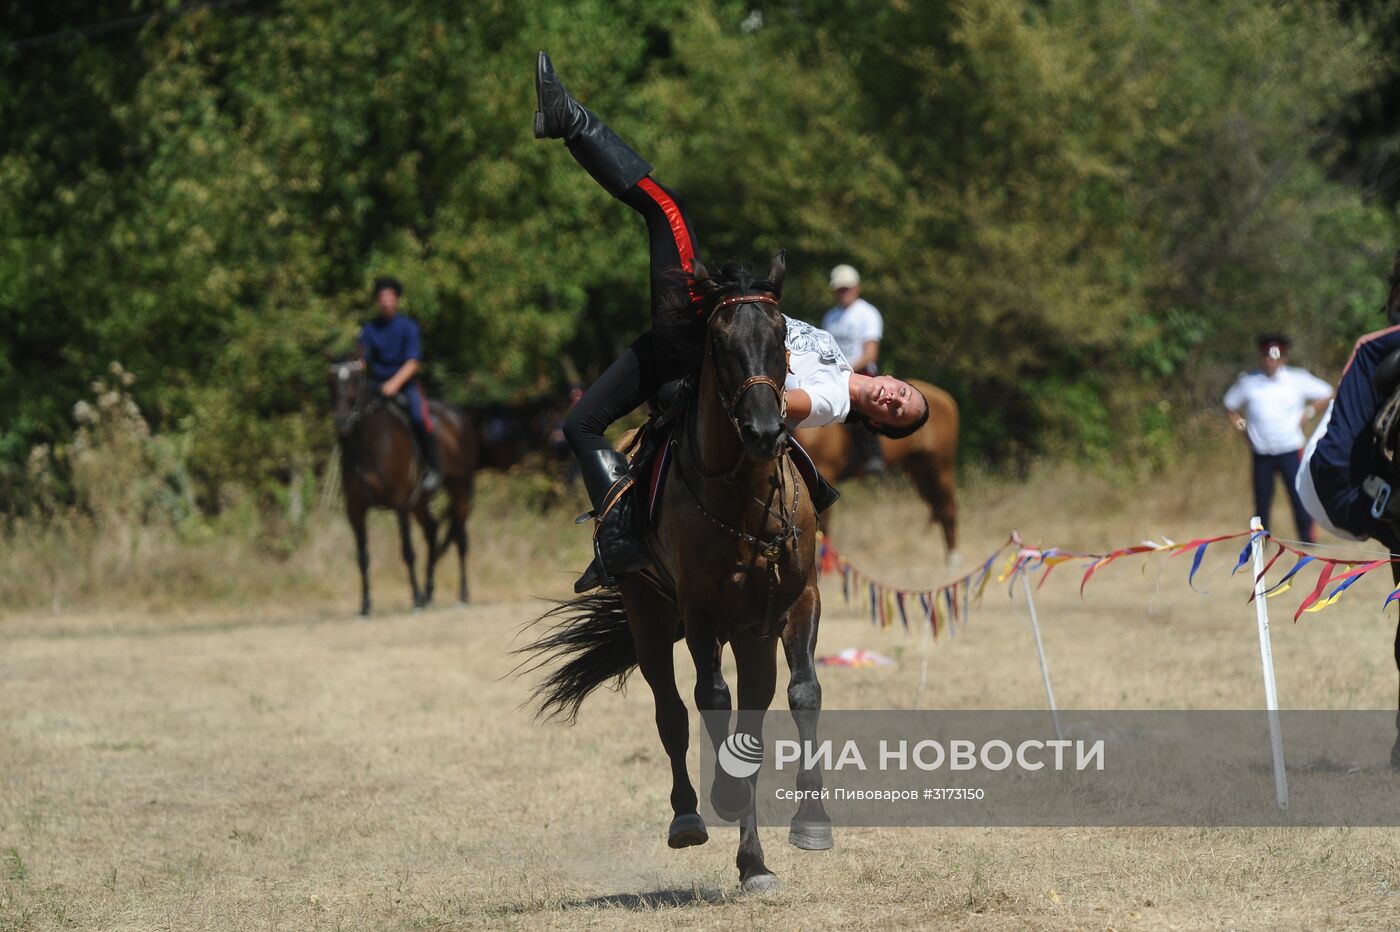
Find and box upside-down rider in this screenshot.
[359,276,443,495]
[533,51,931,593]
[1296,250,1400,765]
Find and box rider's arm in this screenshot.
[382,359,419,396]
[849,339,880,374]
[1222,377,1247,432]
[785,389,813,425]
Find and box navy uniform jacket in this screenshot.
[1309,325,1400,542]
[359,314,422,384]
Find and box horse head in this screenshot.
[327,359,367,438]
[694,251,789,463]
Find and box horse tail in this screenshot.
[515,588,638,722]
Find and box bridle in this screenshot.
[330,360,371,435]
[706,293,788,432]
[675,291,802,606]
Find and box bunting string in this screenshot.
[816,527,1400,640]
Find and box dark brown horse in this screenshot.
[795,378,960,566]
[328,360,476,614]
[520,254,829,891]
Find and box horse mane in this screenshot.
[707,260,782,299]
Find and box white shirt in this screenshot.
[821,298,883,373]
[1222,366,1333,455]
[784,316,851,428]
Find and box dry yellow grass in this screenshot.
[5,441,1400,929]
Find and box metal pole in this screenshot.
[1020,569,1063,740]
[1250,515,1288,809]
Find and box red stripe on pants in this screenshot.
[636,177,702,309]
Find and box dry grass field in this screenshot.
[5,447,1400,930]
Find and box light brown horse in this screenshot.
[795,378,960,566]
[521,254,830,891]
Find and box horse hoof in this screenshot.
[667,812,708,848]
[710,777,755,823]
[740,873,780,894]
[788,820,833,850]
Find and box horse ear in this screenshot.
[768,250,786,296]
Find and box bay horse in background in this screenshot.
[795,378,960,567]
[520,254,830,891]
[328,359,477,614]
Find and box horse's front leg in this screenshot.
[782,583,832,849]
[730,627,781,890]
[347,494,371,616]
[623,586,705,848]
[687,615,747,821]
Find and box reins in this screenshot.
[673,293,802,608]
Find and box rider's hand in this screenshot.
[380,383,397,398]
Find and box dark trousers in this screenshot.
[1253,450,1313,541]
[563,173,704,458]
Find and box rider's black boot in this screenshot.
[574,449,650,592]
[418,427,443,495]
[534,50,652,197]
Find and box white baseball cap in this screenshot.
[829,264,860,289]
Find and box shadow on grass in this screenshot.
[503,886,731,913]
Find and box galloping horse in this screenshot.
[328,360,477,614]
[521,254,829,891]
[795,379,960,566]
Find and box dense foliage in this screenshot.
[3,0,1399,509]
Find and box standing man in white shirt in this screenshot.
[822,264,883,375]
[822,264,886,472]
[1223,334,1333,540]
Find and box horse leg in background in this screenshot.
[730,628,781,890]
[414,500,439,606]
[1392,561,1400,771]
[397,510,425,609]
[905,452,960,568]
[448,480,472,604]
[782,585,832,850]
[347,493,371,617]
[623,584,706,848]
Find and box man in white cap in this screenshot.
[822,264,884,376]
[823,263,887,472]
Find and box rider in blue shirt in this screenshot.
[359,277,442,493]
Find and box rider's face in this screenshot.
[857,375,925,431]
[376,288,399,316]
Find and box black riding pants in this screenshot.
[563,175,704,457]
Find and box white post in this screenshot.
[1250,515,1288,810]
[1020,569,1063,741]
[914,605,931,709]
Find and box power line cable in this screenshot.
[3,0,251,52]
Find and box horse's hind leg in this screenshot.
[450,483,472,604]
[415,502,438,606]
[623,585,704,848]
[398,511,424,609]
[783,584,832,850]
[730,629,781,890]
